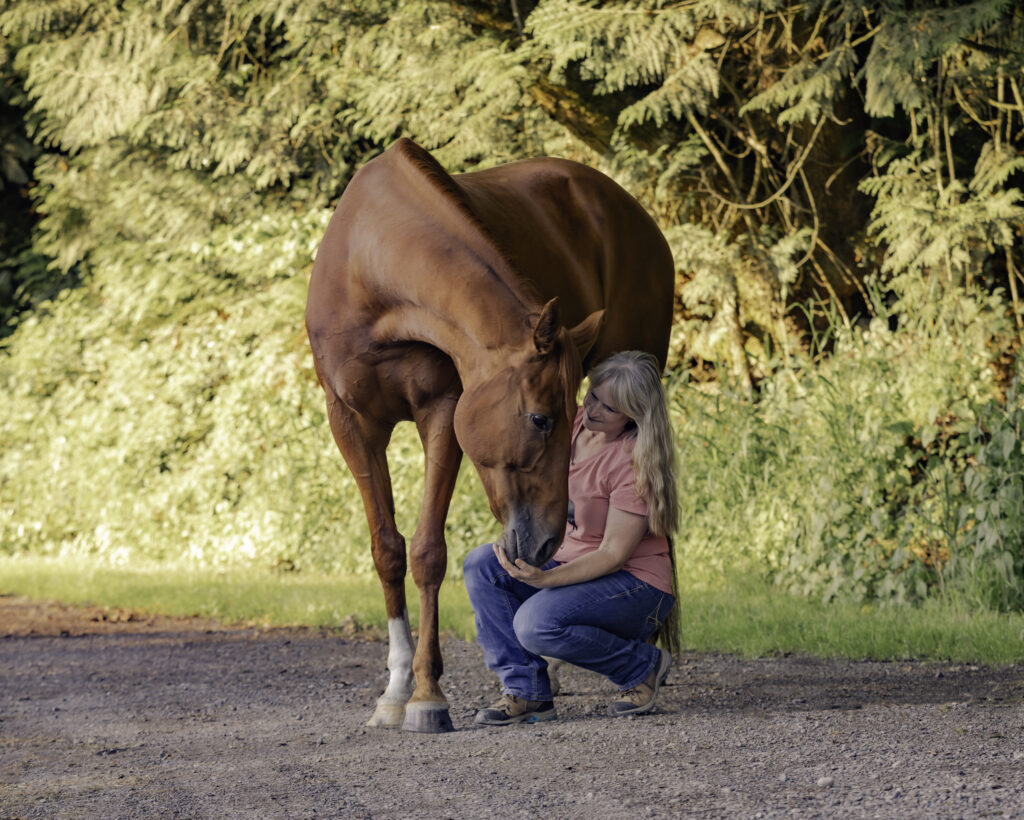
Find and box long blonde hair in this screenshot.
[588,351,682,654]
[588,351,678,538]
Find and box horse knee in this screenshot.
[409,534,447,587]
[371,531,406,586]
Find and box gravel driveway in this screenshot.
[2,596,1023,818]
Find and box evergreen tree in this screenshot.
[0,29,43,331]
[0,0,1021,597]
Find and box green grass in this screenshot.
[681,574,1024,666]
[2,556,1022,665]
[0,556,476,638]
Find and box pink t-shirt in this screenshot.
[552,408,673,594]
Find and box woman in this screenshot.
[463,350,681,725]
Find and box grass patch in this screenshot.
[682,573,1024,666]
[2,557,1022,666]
[0,556,476,639]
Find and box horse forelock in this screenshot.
[557,329,584,424]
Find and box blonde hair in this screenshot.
[588,351,678,538]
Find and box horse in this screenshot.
[305,138,674,732]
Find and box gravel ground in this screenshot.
[2,596,1023,819]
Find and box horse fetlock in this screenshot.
[402,700,454,734]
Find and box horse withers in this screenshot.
[305,138,674,732]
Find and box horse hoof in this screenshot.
[367,701,406,727]
[402,701,454,733]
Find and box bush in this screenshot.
[671,273,1020,610]
[950,379,1024,610]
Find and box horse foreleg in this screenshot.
[374,611,416,727]
[324,390,414,727]
[402,398,462,733]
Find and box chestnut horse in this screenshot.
[305,138,674,732]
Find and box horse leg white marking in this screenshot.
[367,614,415,727]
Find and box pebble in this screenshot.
[817,776,835,788]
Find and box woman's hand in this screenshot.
[492,508,650,590]
[493,543,553,588]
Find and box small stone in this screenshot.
[817,776,835,788]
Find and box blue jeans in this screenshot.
[463,543,675,701]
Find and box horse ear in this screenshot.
[567,309,604,360]
[533,298,560,355]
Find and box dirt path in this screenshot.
[2,596,1023,819]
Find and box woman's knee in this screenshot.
[512,597,563,656]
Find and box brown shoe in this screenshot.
[474,693,557,726]
[608,649,672,716]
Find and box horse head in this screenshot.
[454,299,604,567]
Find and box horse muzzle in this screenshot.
[500,518,562,567]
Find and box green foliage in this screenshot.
[674,274,1017,608]
[1,0,1023,623]
[0,32,46,332]
[952,379,1024,610]
[860,141,1024,281]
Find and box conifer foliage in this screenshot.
[0,1,1021,605]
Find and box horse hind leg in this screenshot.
[402,393,462,733]
[323,389,414,727]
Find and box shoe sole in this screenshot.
[609,650,672,717]
[474,709,557,726]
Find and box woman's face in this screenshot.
[582,383,631,438]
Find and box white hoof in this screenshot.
[367,700,406,727]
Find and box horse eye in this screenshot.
[528,413,552,434]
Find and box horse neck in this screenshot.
[371,247,539,386]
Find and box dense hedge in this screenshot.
[1,1,1022,608]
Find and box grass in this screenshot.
[0,555,476,638]
[2,556,1022,665]
[681,574,1024,666]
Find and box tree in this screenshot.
[1,0,1021,577]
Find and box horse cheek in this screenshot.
[476,468,505,523]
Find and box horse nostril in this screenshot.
[504,527,520,562]
[539,536,560,564]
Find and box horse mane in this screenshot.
[392,139,483,231]
[390,138,543,306]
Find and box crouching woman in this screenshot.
[464,350,681,725]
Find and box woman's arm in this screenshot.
[494,506,649,588]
